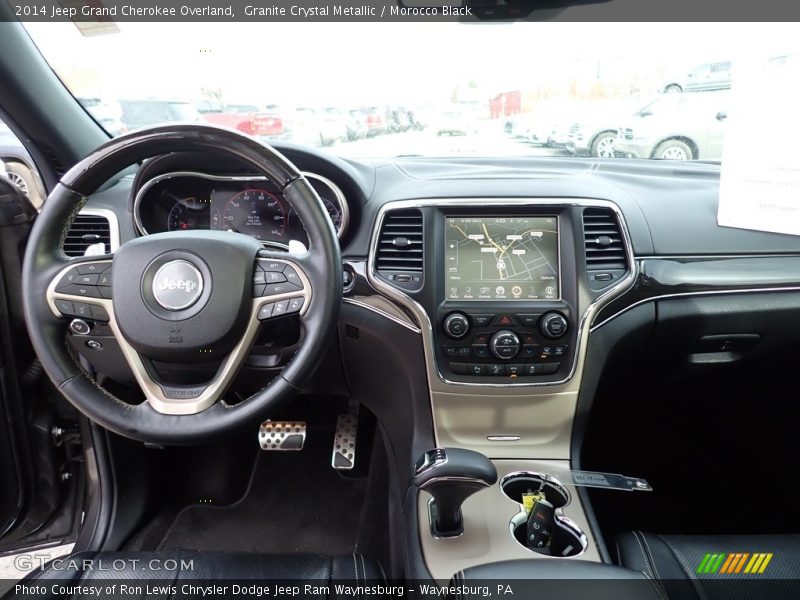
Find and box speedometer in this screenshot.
[221,189,287,240]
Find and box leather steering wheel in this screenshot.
[21,125,342,444]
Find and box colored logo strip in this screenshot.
[698,552,773,575]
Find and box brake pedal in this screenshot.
[259,420,306,451]
[332,414,358,470]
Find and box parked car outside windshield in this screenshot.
[19,22,799,161]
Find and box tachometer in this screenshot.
[221,188,286,240]
[167,197,210,231]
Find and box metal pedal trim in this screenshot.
[332,414,357,470]
[259,420,306,451]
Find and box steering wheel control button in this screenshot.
[286,298,304,314]
[97,272,112,286]
[540,312,568,339]
[90,305,110,322]
[272,300,289,316]
[73,303,93,319]
[66,284,103,298]
[258,260,285,272]
[68,319,91,336]
[266,271,287,284]
[75,274,100,285]
[55,268,81,292]
[489,330,521,360]
[282,265,304,288]
[54,299,75,316]
[264,282,298,296]
[258,303,275,320]
[443,312,470,339]
[76,262,109,274]
[253,270,267,285]
[151,260,204,311]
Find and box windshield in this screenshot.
[20,22,800,160]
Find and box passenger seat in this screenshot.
[617,531,800,599]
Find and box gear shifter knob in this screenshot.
[413,448,497,537]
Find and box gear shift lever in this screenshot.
[413,448,497,537]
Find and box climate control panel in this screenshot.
[437,310,571,382]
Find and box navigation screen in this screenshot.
[445,216,559,301]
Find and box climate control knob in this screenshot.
[489,330,520,360]
[443,312,470,340]
[540,312,568,339]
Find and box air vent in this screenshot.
[63,214,112,257]
[345,324,360,340]
[582,208,627,271]
[377,209,423,272]
[375,208,424,291]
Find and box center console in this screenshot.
[373,203,587,385]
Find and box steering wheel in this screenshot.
[21,125,342,444]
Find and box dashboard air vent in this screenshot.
[582,208,627,272]
[375,208,423,290]
[63,214,112,257]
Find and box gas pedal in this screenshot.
[259,420,306,451]
[331,414,358,470]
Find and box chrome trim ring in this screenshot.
[46,256,312,416]
[133,170,348,239]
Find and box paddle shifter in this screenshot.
[413,448,497,537]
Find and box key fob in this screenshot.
[526,498,555,549]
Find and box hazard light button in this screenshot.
[493,314,516,327]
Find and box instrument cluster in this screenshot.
[134,171,349,247]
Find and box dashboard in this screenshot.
[134,170,349,247]
[75,147,800,394]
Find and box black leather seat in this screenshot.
[9,551,382,599]
[617,531,800,599]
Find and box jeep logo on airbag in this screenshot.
[152,260,204,311]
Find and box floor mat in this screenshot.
[157,423,367,554]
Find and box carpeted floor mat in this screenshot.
[156,423,368,554]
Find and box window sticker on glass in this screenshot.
[718,53,800,236]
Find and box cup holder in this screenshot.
[500,471,570,508]
[500,471,588,558]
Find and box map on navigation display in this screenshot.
[444,216,559,301]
